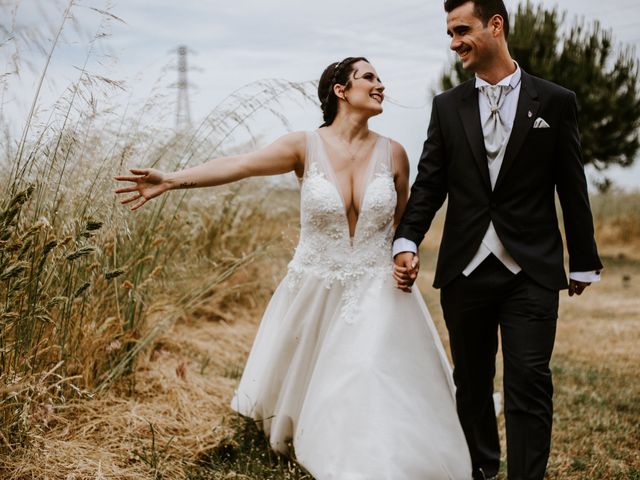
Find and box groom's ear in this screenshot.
[489,14,504,37]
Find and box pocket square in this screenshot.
[533,117,550,128]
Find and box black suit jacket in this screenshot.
[395,70,603,290]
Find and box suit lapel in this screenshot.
[458,82,491,190]
[493,71,540,191]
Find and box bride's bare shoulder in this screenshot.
[278,131,308,146]
[271,131,308,157]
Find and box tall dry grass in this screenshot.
[590,191,640,259]
[0,0,315,460]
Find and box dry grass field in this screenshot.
[3,190,638,480]
[0,186,303,479]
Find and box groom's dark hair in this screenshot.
[444,0,510,39]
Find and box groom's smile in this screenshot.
[457,44,472,61]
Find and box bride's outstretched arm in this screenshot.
[114,132,305,210]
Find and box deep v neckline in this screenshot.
[314,131,382,242]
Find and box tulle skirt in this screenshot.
[231,271,472,480]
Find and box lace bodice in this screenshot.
[287,131,397,322]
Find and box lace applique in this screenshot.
[287,135,396,324]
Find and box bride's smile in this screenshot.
[337,61,385,116]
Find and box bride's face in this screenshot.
[336,61,385,117]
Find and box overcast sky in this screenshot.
[2,0,639,190]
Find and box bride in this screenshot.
[115,57,472,479]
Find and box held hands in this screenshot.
[392,253,593,295]
[393,252,419,293]
[568,279,591,297]
[114,168,169,211]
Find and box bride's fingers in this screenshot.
[114,185,140,194]
[395,274,414,285]
[130,198,147,211]
[121,194,141,205]
[394,274,415,287]
[393,270,412,282]
[114,175,144,182]
[393,269,407,279]
[393,267,414,278]
[129,168,149,175]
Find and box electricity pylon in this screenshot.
[175,45,192,130]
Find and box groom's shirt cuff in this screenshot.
[569,270,601,283]
[392,240,601,282]
[392,238,418,257]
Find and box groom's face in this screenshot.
[446,1,497,73]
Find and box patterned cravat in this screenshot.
[479,84,513,165]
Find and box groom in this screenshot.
[393,1,602,479]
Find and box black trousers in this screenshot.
[440,255,559,480]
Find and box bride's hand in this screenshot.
[114,168,169,211]
[393,252,419,292]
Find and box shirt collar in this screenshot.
[475,61,521,89]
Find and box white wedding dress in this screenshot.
[231,131,472,479]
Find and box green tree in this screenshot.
[440,1,640,187]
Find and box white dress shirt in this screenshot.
[393,64,601,283]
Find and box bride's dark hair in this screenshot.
[318,57,369,127]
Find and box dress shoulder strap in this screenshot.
[302,131,320,179]
[370,135,393,175]
[304,130,337,181]
[383,136,393,172]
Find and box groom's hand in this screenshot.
[568,279,591,296]
[393,252,419,293]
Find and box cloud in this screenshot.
[3,0,639,189]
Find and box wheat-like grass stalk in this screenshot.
[0,0,316,456]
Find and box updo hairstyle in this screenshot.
[318,56,369,127]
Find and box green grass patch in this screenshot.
[187,415,311,480]
[546,358,640,479]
